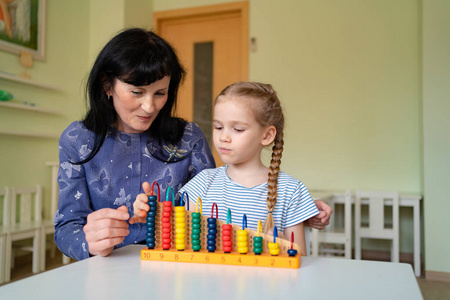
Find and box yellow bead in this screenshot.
[237,235,247,242]
[176,243,186,250]
[176,238,185,244]
[175,221,186,227]
[238,247,248,254]
[175,228,185,234]
[237,241,247,248]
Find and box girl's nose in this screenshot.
[219,130,230,142]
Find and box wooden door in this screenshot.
[154,2,249,167]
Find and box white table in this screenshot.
[311,190,422,277]
[0,245,423,299]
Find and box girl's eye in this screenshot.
[214,126,223,130]
[234,128,244,132]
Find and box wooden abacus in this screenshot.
[141,186,301,269]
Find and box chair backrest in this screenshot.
[355,190,399,236]
[1,187,12,226]
[10,185,43,224]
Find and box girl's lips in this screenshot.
[219,147,231,154]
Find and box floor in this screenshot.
[2,251,450,299]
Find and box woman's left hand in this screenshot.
[307,199,333,230]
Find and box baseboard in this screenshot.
[425,271,450,282]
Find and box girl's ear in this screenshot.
[262,125,276,146]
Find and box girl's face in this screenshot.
[213,96,275,167]
[109,76,171,133]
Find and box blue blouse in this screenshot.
[54,121,215,260]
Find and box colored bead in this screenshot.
[253,236,263,254]
[237,229,248,254]
[268,242,280,256]
[287,249,298,257]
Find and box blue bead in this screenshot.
[207,234,216,240]
[147,211,156,217]
[146,216,155,223]
[287,249,298,257]
[149,206,158,212]
[207,240,216,246]
[146,237,156,243]
[207,223,216,229]
[207,245,216,251]
[147,242,155,248]
[208,228,217,234]
[146,232,155,238]
[207,218,216,223]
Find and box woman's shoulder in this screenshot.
[60,121,91,140]
[182,122,206,139]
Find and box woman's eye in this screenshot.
[132,91,143,95]
[155,91,166,96]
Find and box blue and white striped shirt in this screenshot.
[179,165,319,232]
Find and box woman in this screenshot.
[54,28,215,260]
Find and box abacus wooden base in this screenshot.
[141,247,301,269]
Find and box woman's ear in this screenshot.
[261,125,276,146]
[101,74,112,96]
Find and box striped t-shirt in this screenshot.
[178,165,319,233]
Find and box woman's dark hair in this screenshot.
[76,28,186,164]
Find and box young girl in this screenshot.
[131,82,319,255]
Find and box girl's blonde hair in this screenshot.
[215,82,285,234]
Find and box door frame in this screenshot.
[153,1,249,81]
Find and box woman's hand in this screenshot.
[307,199,333,230]
[129,182,153,224]
[83,205,130,257]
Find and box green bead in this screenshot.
[192,239,200,245]
[192,228,201,234]
[253,236,263,242]
[192,218,201,224]
[254,247,263,254]
[191,234,200,240]
[253,241,263,248]
[192,223,201,229]
[192,244,201,251]
[191,213,201,218]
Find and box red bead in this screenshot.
[162,222,171,228]
[163,212,172,217]
[162,217,171,222]
[222,235,231,241]
[163,201,172,207]
[162,233,171,239]
[163,238,171,244]
[162,227,171,233]
[223,241,232,247]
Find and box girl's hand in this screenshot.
[129,182,153,224]
[307,199,333,230]
[83,205,130,257]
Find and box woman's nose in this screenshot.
[141,96,154,112]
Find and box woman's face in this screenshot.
[109,76,171,133]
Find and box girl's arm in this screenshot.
[283,223,307,256]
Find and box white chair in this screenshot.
[4,185,43,282]
[311,190,352,259]
[46,161,71,266]
[0,187,11,284]
[354,190,399,263]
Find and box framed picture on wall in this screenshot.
[0,0,46,61]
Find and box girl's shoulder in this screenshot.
[277,171,303,186]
